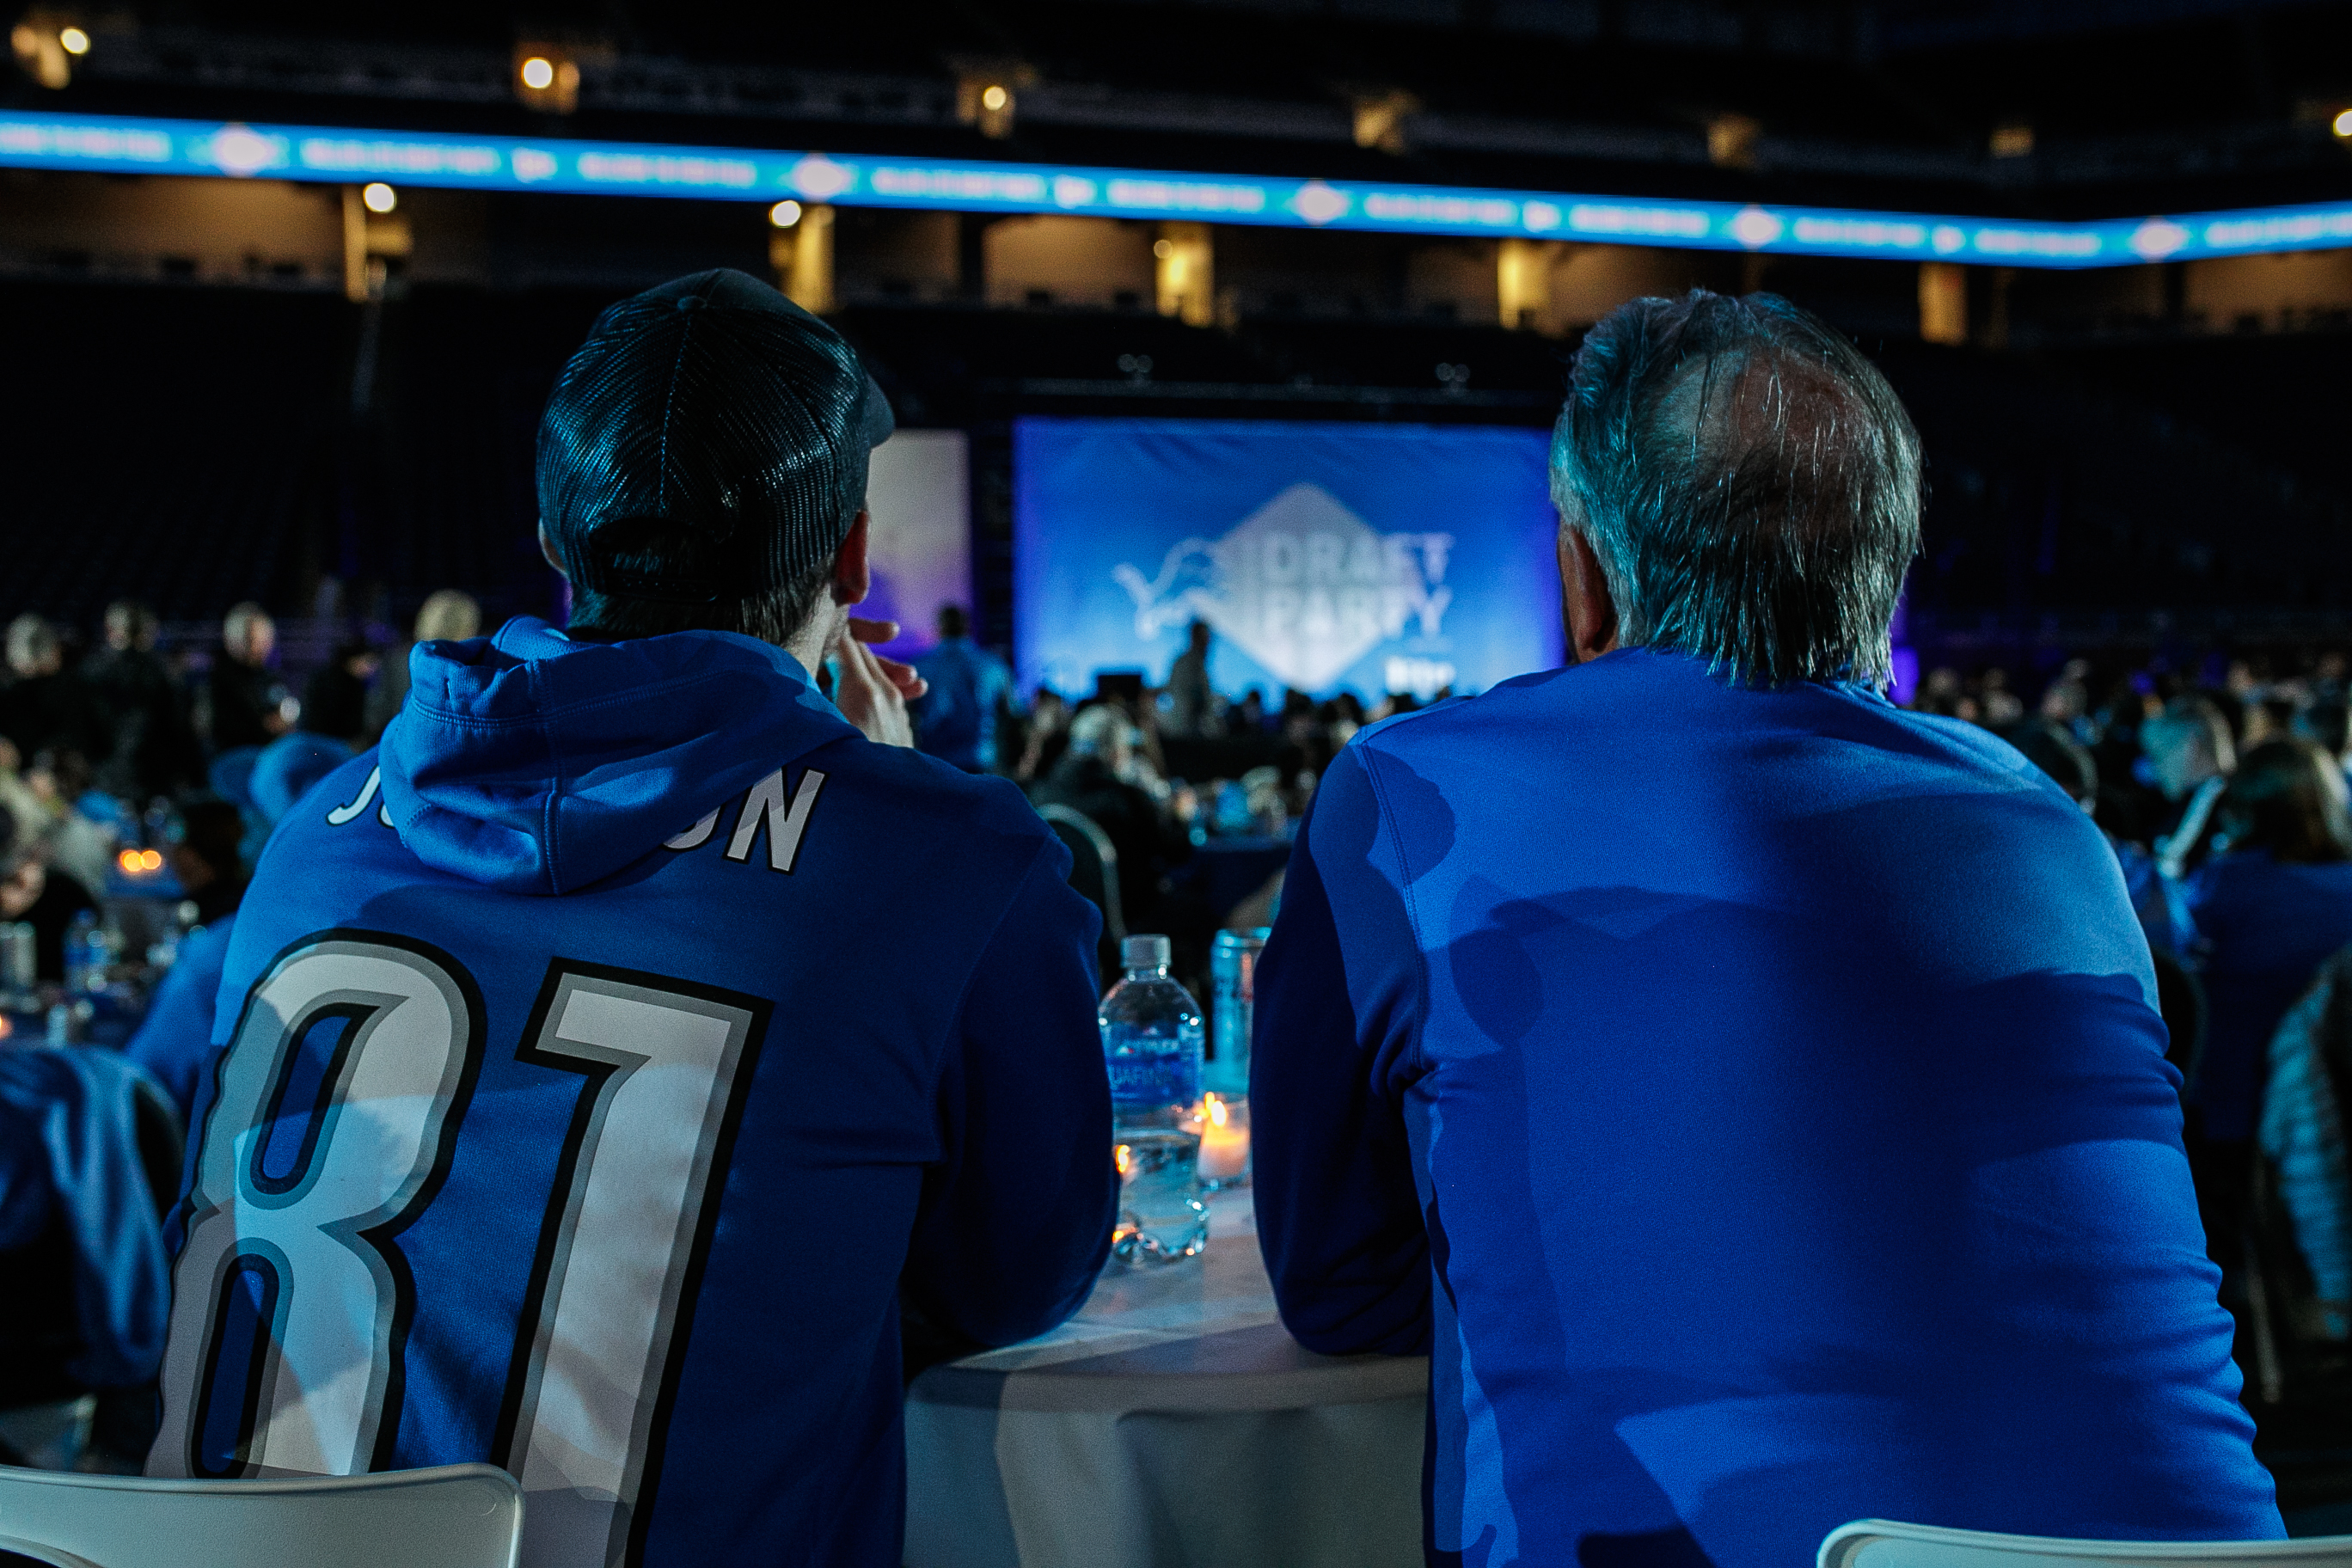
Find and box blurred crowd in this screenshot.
[0,592,481,990]
[11,595,2352,1164]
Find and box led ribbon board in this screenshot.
[3,109,2346,269]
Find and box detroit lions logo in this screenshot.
[1113,482,1455,691]
[1112,539,1225,641]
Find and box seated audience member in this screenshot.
[240,679,372,865]
[2257,946,2352,1343]
[2001,718,2196,959]
[364,589,482,741]
[0,803,96,983]
[1012,687,1070,783]
[201,603,291,753]
[0,614,109,768]
[27,746,116,899]
[1233,687,1267,733]
[911,604,1014,772]
[145,268,1112,1568]
[2185,739,2352,1158]
[2144,696,2237,875]
[124,800,248,1121]
[299,642,380,746]
[2297,699,2352,781]
[1031,702,1193,934]
[82,600,201,800]
[1252,290,2280,1568]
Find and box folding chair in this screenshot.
[1822,1519,2352,1568]
[0,1461,522,1568]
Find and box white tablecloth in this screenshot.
[903,1192,1428,1568]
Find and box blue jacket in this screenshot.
[2187,852,2352,1142]
[0,1045,171,1389]
[911,637,1014,772]
[148,618,1114,1568]
[124,915,236,1124]
[2259,947,2352,1336]
[1253,650,2278,1568]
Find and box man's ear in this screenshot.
[538,524,568,578]
[830,510,873,606]
[1556,517,1620,665]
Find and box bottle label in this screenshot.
[1106,1048,1200,1112]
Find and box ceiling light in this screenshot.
[769,199,802,228]
[515,45,583,113]
[57,26,87,54]
[361,181,396,213]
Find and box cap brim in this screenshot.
[861,370,896,450]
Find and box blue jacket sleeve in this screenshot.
[2261,983,2352,1331]
[902,836,1115,1347]
[1251,744,1431,1356]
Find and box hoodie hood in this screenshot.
[379,616,857,895]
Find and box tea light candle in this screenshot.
[1196,1093,1250,1182]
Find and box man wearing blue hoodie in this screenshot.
[1252,291,2282,1568]
[147,269,1116,1568]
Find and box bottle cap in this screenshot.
[1123,934,1171,971]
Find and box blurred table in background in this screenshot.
[904,1191,1425,1568]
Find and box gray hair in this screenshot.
[223,601,273,651]
[413,589,483,644]
[5,615,59,677]
[1550,290,1922,685]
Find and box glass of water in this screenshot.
[1112,1129,1209,1265]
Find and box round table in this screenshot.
[903,1192,1428,1568]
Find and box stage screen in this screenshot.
[859,428,970,659]
[1014,417,1563,701]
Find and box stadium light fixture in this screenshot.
[769,198,802,227]
[362,181,396,212]
[954,62,1030,140]
[9,15,76,88]
[56,25,87,54]
[1351,89,1419,155]
[515,44,582,114]
[1707,113,1761,170]
[2335,108,2352,139]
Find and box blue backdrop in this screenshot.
[1014,418,1564,701]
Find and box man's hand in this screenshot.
[833,618,928,748]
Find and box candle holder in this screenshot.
[1185,1093,1252,1191]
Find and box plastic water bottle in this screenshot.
[64,910,103,995]
[1099,934,1208,1265]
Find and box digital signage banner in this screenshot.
[1014,418,1563,702]
[4,110,2350,266]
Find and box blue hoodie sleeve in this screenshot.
[1252,744,1431,1356]
[902,836,1116,1347]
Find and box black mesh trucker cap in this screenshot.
[536,268,895,604]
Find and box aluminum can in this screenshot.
[1207,928,1269,1095]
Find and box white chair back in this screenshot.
[1822,1520,2352,1568]
[0,1461,521,1568]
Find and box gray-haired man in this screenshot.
[1251,290,2279,1568]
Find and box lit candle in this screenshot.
[1196,1093,1250,1183]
